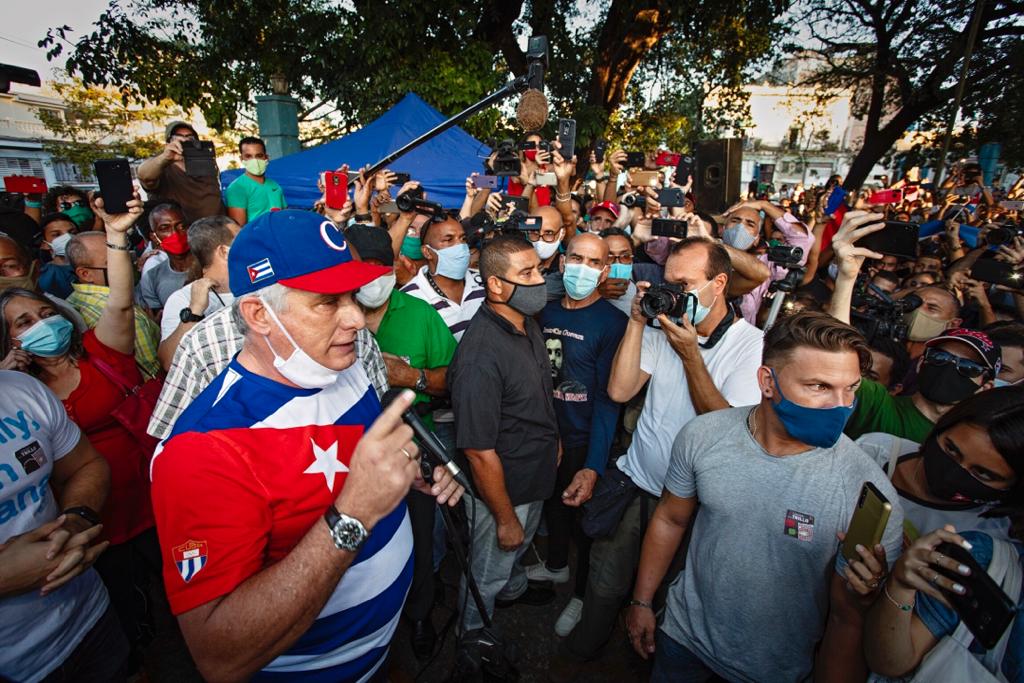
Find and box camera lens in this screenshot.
[987,227,1010,246]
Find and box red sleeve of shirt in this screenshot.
[151,431,272,615]
[82,329,141,384]
[820,203,848,253]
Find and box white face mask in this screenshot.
[534,230,563,260]
[260,295,340,389]
[47,232,74,257]
[355,272,396,309]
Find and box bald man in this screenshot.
[525,205,569,301]
[534,232,628,636]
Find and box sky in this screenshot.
[2,0,112,88]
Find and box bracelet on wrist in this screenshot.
[353,212,372,222]
[627,598,653,610]
[883,580,914,612]
[106,241,132,251]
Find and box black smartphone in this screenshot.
[517,215,543,231]
[93,158,134,214]
[651,218,687,238]
[391,172,411,186]
[594,138,607,164]
[971,257,1023,290]
[675,155,694,185]
[625,151,646,168]
[858,221,919,260]
[557,118,577,161]
[936,541,1017,650]
[505,195,529,213]
[658,188,686,208]
[182,139,217,177]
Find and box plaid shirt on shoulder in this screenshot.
[66,283,163,379]
[146,305,389,440]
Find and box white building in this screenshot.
[0,89,92,189]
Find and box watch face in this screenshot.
[332,518,367,550]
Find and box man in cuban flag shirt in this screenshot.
[150,209,464,682]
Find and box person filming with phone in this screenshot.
[137,120,225,224]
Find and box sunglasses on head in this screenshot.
[924,347,989,379]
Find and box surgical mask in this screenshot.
[609,263,633,281]
[62,204,94,229]
[496,276,547,316]
[159,230,190,256]
[401,235,423,260]
[17,316,74,357]
[260,296,340,389]
[995,377,1022,388]
[355,272,396,309]
[902,308,949,342]
[47,232,74,257]
[645,237,672,266]
[917,359,980,405]
[563,263,602,300]
[0,274,36,291]
[428,243,470,280]
[921,434,1009,504]
[683,280,716,325]
[243,158,269,176]
[723,223,756,250]
[769,369,855,448]
[533,231,563,260]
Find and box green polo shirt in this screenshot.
[224,173,287,221]
[375,288,458,427]
[844,378,934,443]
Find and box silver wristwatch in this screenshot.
[324,505,369,552]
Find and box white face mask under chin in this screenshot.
[260,296,340,389]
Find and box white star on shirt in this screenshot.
[304,439,349,492]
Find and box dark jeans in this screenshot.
[404,489,437,621]
[40,604,129,683]
[543,444,592,597]
[650,629,721,683]
[92,527,161,663]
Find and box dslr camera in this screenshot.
[396,186,445,218]
[492,139,521,177]
[985,223,1024,247]
[622,192,646,209]
[640,283,689,319]
[766,244,804,267]
[851,281,922,343]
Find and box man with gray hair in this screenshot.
[150,209,463,682]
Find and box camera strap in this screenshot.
[699,306,736,350]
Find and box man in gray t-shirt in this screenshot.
[626,311,904,683]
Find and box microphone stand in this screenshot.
[364,60,544,176]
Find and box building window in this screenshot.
[0,156,45,179]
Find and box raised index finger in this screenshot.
[365,389,416,440]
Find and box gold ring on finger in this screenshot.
[400,446,416,462]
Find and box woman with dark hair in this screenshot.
[857,386,1024,544]
[0,194,158,670]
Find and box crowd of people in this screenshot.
[1,118,1023,683]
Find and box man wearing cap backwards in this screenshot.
[149,210,464,682]
[346,224,457,659]
[137,120,226,224]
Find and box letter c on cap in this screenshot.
[320,221,349,252]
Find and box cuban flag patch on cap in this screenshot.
[173,539,209,583]
[247,258,274,284]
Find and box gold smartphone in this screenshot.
[841,482,892,563]
[629,170,659,187]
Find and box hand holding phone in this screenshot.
[93,159,134,214]
[322,171,348,210]
[841,482,892,564]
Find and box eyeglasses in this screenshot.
[608,253,634,264]
[924,348,988,379]
[528,230,561,243]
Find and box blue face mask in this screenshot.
[995,378,1021,388]
[429,243,470,280]
[608,263,633,281]
[17,316,74,357]
[723,223,756,250]
[683,280,715,325]
[563,263,603,300]
[769,369,856,448]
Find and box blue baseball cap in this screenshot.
[228,210,390,296]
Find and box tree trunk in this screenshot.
[843,105,931,190]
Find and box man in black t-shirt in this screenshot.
[448,234,559,636]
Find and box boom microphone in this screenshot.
[516,88,548,131]
[382,388,471,491]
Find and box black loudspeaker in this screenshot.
[695,139,742,213]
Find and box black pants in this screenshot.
[543,444,592,597]
[40,604,129,683]
[92,527,162,667]
[404,489,437,621]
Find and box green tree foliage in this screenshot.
[41,0,787,158]
[789,0,1024,189]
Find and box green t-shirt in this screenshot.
[224,173,287,221]
[375,288,457,427]
[844,378,934,443]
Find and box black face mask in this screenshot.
[917,360,980,405]
[921,435,1008,504]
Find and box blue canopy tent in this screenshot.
[220,93,490,209]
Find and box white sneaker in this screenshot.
[554,597,584,637]
[525,563,570,583]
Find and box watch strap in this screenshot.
[180,307,205,323]
[63,506,101,527]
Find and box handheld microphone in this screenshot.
[382,388,471,491]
